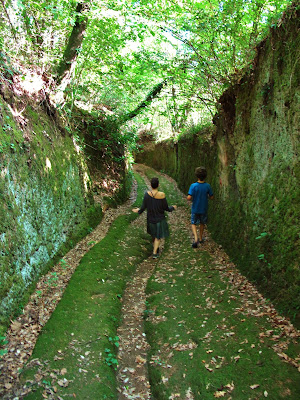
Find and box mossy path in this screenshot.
[1,164,299,399]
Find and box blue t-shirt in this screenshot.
[188,182,213,214]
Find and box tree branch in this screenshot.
[55,2,90,86]
[0,0,17,41]
[119,79,167,124]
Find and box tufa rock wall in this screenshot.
[0,92,101,333]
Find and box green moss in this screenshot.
[0,100,102,334]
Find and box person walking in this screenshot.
[187,167,213,248]
[133,177,177,258]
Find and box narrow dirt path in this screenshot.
[116,166,163,399]
[116,253,155,399]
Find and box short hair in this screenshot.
[151,177,159,189]
[195,166,207,180]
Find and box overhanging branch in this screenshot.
[119,79,167,124]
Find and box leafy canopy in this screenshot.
[0,0,293,137]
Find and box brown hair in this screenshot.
[195,166,207,180]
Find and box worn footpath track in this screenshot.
[116,166,166,399]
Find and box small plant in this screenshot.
[2,124,12,132]
[256,233,271,268]
[104,348,118,370]
[108,336,119,348]
[104,336,119,369]
[47,272,59,287]
[144,301,154,318]
[256,232,268,239]
[0,336,8,357]
[60,259,70,269]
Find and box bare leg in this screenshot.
[199,224,205,242]
[153,238,160,254]
[191,224,198,243]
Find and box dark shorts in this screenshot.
[191,213,208,225]
[147,219,170,239]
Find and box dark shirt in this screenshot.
[138,192,174,223]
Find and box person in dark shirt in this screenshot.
[133,177,177,258]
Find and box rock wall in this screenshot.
[0,93,101,332]
[136,8,299,322]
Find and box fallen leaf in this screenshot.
[264,390,268,397]
[204,364,213,372]
[60,368,67,375]
[135,355,146,364]
[225,382,235,391]
[214,391,226,397]
[11,321,22,332]
[250,384,260,389]
[5,383,12,390]
[57,378,69,387]
[185,387,194,399]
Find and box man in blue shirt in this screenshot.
[187,167,213,248]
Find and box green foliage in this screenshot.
[1,0,293,138]
[0,50,17,82]
[0,335,8,357]
[104,348,118,370]
[256,232,269,240]
[105,336,120,370]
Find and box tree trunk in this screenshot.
[55,2,89,86]
[120,79,167,125]
[0,0,17,41]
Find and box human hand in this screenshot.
[173,205,177,210]
[132,208,139,213]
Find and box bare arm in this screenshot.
[132,193,147,213]
[162,197,176,212]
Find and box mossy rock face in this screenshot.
[0,97,104,333]
[135,9,300,324]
